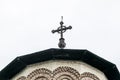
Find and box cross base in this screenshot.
[58,38,66,49]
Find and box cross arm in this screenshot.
[52,26,72,33]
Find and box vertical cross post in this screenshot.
[52,16,72,49]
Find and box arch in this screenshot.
[27,68,52,80]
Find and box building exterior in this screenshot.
[0,48,120,80]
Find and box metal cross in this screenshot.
[52,16,72,49]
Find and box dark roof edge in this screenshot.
[0,57,27,79]
[0,48,120,80]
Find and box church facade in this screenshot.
[0,48,120,80]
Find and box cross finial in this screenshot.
[52,16,72,49]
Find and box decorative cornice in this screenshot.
[17,66,100,80]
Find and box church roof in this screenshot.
[0,48,120,80]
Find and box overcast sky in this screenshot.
[0,0,120,72]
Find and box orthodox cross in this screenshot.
[52,16,72,49]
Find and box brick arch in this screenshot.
[16,66,100,80]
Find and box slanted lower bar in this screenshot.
[52,26,72,33]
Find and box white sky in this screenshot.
[0,0,120,72]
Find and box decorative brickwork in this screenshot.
[16,76,26,80]
[80,72,100,80]
[16,66,100,80]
